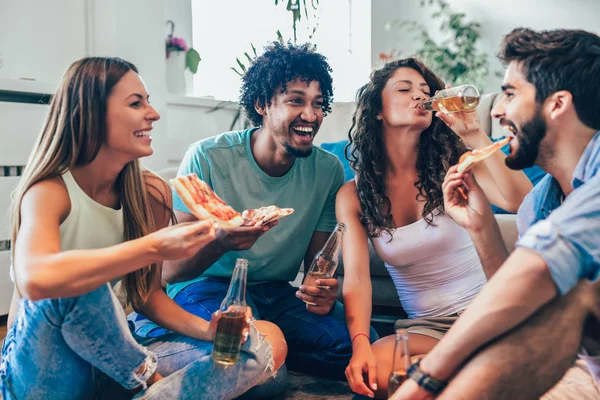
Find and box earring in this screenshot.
[376,115,382,120]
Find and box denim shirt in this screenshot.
[516,130,600,295]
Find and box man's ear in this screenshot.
[546,90,573,121]
[255,100,266,116]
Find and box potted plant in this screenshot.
[382,0,494,91]
[165,20,201,94]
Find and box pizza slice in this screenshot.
[170,173,244,229]
[242,206,294,226]
[457,136,512,173]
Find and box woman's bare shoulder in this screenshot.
[21,176,71,222]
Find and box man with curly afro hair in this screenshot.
[157,41,376,382]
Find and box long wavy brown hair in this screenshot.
[11,57,173,309]
[346,58,466,237]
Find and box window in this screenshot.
[191,0,371,102]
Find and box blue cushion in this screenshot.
[490,137,546,214]
[320,137,546,215]
[320,140,355,182]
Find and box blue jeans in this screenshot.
[0,284,277,400]
[131,279,378,380]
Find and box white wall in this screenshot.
[371,0,600,93]
[0,0,241,173]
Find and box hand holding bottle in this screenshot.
[422,84,484,140]
[299,223,346,314]
[297,277,339,315]
[212,258,249,365]
[205,306,253,343]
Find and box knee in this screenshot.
[253,320,288,370]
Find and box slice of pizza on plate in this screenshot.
[170,173,244,229]
[242,206,294,226]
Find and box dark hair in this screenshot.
[498,28,600,130]
[346,58,465,237]
[239,41,334,127]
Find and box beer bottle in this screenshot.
[302,222,346,305]
[419,84,480,113]
[212,258,248,365]
[388,328,411,397]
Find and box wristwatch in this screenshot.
[407,359,448,395]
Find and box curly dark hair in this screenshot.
[346,58,466,237]
[498,28,600,130]
[239,41,334,127]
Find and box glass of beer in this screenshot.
[419,84,480,113]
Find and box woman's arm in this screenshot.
[337,182,379,396]
[14,177,215,301]
[136,271,216,341]
[338,182,373,345]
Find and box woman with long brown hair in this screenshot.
[0,57,286,399]
[337,58,532,398]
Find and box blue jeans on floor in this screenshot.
[0,284,277,400]
[131,279,379,380]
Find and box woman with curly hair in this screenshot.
[337,58,532,398]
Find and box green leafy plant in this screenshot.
[383,0,492,90]
[274,0,320,44]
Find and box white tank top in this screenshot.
[60,170,124,251]
[371,213,487,318]
[10,171,125,289]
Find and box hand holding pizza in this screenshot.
[216,221,279,251]
[149,220,217,261]
[170,174,293,251]
[442,166,491,232]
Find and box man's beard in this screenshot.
[505,110,548,170]
[283,141,312,158]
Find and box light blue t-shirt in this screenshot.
[167,128,345,299]
[516,130,600,295]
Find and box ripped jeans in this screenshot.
[0,284,278,400]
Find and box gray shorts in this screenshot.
[394,315,459,341]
